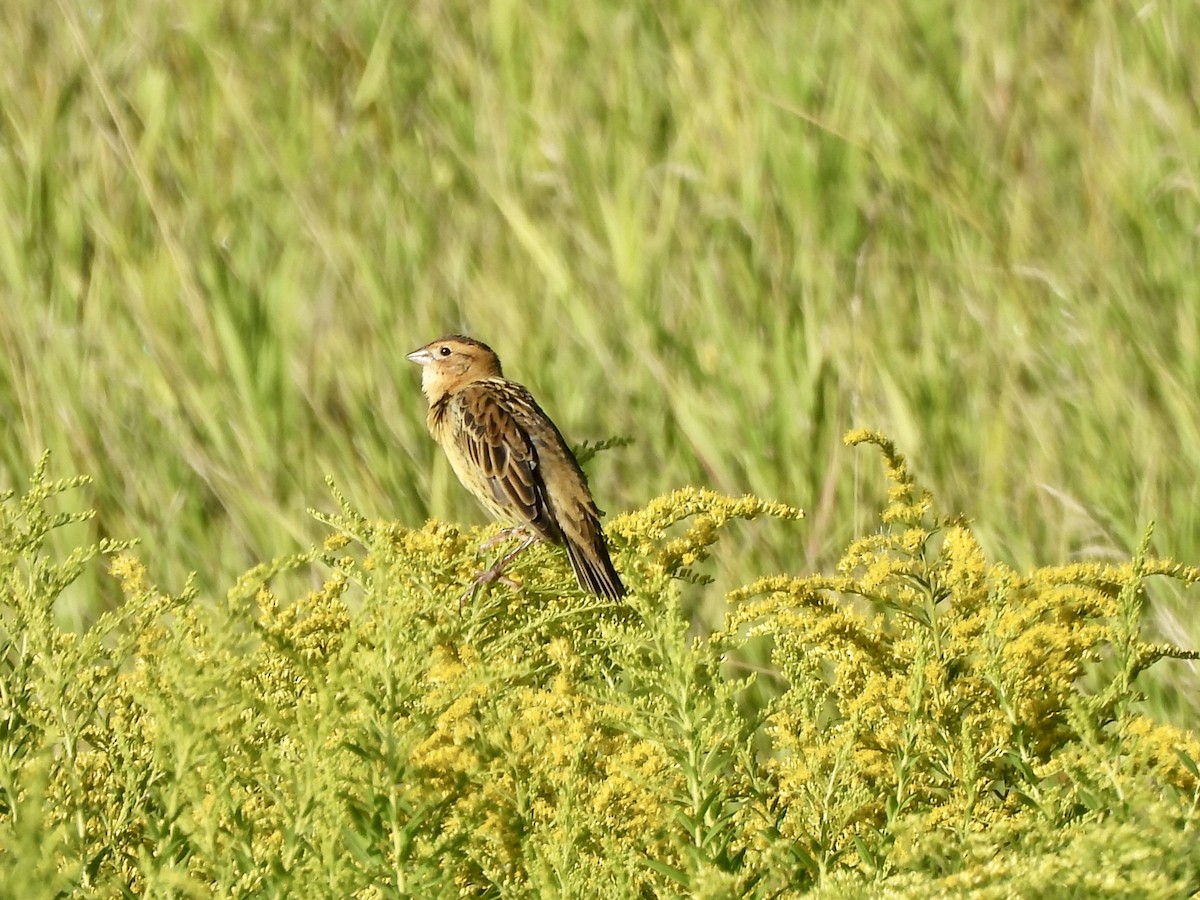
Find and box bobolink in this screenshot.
[406,335,627,599]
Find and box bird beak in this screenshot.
[406,348,433,365]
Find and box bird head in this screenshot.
[406,335,503,402]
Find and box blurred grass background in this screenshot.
[2,1,1198,716]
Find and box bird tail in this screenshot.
[564,529,627,599]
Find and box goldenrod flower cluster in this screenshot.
[725,431,1200,879]
[2,441,1197,896]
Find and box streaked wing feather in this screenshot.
[456,382,560,541]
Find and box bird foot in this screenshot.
[458,566,522,606]
[459,533,538,606]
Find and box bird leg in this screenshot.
[460,532,539,605]
[477,525,534,554]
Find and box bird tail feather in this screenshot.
[565,533,627,599]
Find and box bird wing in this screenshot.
[497,384,625,598]
[454,381,562,542]
[452,378,626,598]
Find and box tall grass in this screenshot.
[2,0,1198,713]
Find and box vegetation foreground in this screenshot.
[2,433,1198,898]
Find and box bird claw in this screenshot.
[458,532,538,607]
[458,564,523,608]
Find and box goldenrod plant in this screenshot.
[724,432,1200,893]
[2,437,1198,896]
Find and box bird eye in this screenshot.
[439,346,452,357]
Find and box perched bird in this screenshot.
[406,335,627,599]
